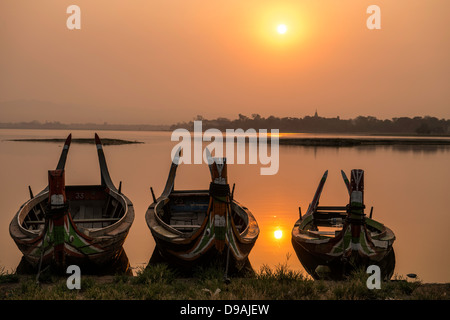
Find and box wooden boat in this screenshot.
[9,134,134,273]
[291,169,395,280]
[145,150,259,274]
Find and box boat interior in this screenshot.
[21,185,125,232]
[159,191,248,233]
[304,206,347,238]
[303,205,383,238]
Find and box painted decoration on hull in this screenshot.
[28,216,104,262]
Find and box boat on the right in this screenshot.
[291,169,396,280]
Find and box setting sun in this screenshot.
[274,229,283,239]
[248,4,309,53]
[277,24,288,34]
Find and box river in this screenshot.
[0,129,449,283]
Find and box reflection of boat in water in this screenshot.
[145,150,259,274]
[9,134,134,274]
[291,169,396,280]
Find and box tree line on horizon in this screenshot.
[1,114,449,135]
[171,114,450,135]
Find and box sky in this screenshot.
[0,0,449,124]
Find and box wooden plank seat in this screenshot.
[308,230,341,237]
[170,211,198,217]
[171,224,201,229]
[316,206,347,210]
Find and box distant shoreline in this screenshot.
[1,114,450,137]
[279,137,450,147]
[5,136,450,147]
[6,138,144,145]
[0,124,171,132]
[2,127,450,139]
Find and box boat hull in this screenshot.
[9,134,134,274]
[147,198,258,274]
[150,235,254,274]
[10,189,134,273]
[16,247,132,275]
[146,152,259,275]
[291,169,396,280]
[292,233,395,280]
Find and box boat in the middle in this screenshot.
[145,150,259,273]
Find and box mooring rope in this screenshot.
[223,240,231,284]
[35,219,50,284]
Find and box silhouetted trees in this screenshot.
[171,115,450,135]
[2,115,448,135]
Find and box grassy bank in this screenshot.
[1,263,448,300]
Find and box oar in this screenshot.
[340,170,351,196]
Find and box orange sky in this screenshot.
[0,0,449,124]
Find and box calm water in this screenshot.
[0,129,449,283]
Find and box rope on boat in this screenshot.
[345,203,366,225]
[209,183,230,197]
[35,219,50,284]
[44,203,70,218]
[209,183,231,204]
[35,242,45,283]
[223,243,231,284]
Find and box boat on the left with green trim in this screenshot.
[9,133,134,273]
